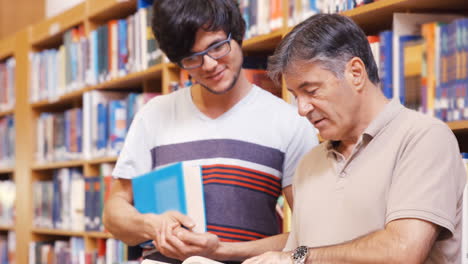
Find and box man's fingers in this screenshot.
[169,211,195,229]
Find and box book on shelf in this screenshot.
[142,256,223,264]
[83,91,161,160]
[0,115,14,167]
[35,108,83,163]
[33,168,85,231]
[0,57,15,112]
[391,13,462,109]
[132,162,206,246]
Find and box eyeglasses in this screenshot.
[179,33,232,69]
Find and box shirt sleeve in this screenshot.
[112,112,153,179]
[386,123,466,238]
[282,116,318,188]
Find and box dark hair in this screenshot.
[151,0,246,63]
[268,13,380,85]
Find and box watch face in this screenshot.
[293,246,308,260]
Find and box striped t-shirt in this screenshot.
[113,85,317,243]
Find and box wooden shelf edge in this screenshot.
[0,109,14,117]
[86,156,118,165]
[32,160,85,171]
[243,29,285,52]
[0,167,14,174]
[31,3,86,47]
[88,0,137,21]
[447,120,468,132]
[91,63,166,90]
[85,231,113,239]
[32,228,85,237]
[30,63,168,109]
[0,34,16,60]
[0,225,14,231]
[31,87,88,109]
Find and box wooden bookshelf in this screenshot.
[92,63,166,91]
[30,3,86,48]
[86,231,113,239]
[86,156,118,165]
[1,0,467,262]
[87,0,137,22]
[0,167,14,174]
[0,34,15,60]
[0,109,14,118]
[342,0,468,34]
[32,228,85,237]
[243,29,285,53]
[32,160,85,171]
[31,87,88,111]
[448,121,468,133]
[0,225,13,231]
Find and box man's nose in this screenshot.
[201,54,218,71]
[297,98,314,117]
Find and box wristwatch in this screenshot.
[291,245,309,264]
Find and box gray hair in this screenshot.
[267,13,379,86]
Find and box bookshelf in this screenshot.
[1,0,467,262]
[0,226,13,232]
[32,228,85,237]
[87,0,137,22]
[243,29,286,53]
[0,109,14,118]
[31,160,85,171]
[30,3,86,48]
[0,168,14,175]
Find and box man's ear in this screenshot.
[345,57,367,91]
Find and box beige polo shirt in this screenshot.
[284,99,466,263]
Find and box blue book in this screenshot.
[137,0,153,9]
[132,162,206,247]
[118,19,128,75]
[96,102,108,151]
[379,30,393,99]
[108,100,126,154]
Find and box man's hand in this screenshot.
[242,251,292,264]
[155,226,220,260]
[142,210,195,246]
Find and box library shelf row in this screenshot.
[32,228,112,239]
[341,0,468,35]
[27,119,468,172]
[24,0,468,56]
[30,63,172,111]
[31,3,86,49]
[31,156,118,171]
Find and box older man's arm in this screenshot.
[244,218,440,264]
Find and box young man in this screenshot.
[244,13,466,264]
[102,0,317,263]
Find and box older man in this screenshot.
[244,13,466,264]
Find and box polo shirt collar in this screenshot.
[325,98,403,155]
[364,98,404,139]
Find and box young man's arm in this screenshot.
[102,178,196,246]
[156,186,294,261]
[243,218,440,264]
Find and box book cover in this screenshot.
[132,162,206,234]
